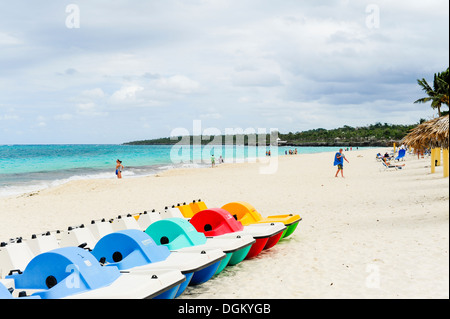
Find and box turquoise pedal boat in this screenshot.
[145,218,255,274]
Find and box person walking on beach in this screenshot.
[334,149,349,178]
[116,159,124,179]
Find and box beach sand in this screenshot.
[0,148,448,299]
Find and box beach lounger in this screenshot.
[395,149,406,161]
[380,159,403,171]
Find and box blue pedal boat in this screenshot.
[91,229,223,297]
[0,282,11,299]
[0,280,40,299]
[5,246,184,299]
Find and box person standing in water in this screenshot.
[116,159,124,179]
[211,154,215,168]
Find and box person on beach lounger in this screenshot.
[116,159,124,178]
[382,157,405,169]
[334,149,349,178]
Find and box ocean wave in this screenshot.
[0,171,118,198]
[0,163,192,198]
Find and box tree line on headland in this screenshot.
[124,122,419,147]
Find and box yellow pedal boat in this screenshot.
[175,200,207,219]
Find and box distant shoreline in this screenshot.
[123,122,416,147]
[123,140,396,147]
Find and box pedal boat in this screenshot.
[145,217,254,274]
[222,202,301,239]
[0,279,40,299]
[174,199,207,219]
[0,281,14,299]
[189,208,285,259]
[91,229,224,297]
[5,246,185,299]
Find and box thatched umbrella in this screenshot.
[402,115,449,177]
[402,115,449,150]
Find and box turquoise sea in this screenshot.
[0,144,369,197]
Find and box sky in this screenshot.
[0,0,448,144]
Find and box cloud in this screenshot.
[0,113,20,121]
[77,102,96,111]
[110,85,144,103]
[232,71,282,87]
[154,75,200,94]
[105,74,200,109]
[81,88,105,99]
[0,31,22,46]
[64,68,78,75]
[53,113,73,121]
[75,102,108,117]
[35,115,47,127]
[200,113,222,120]
[0,0,448,143]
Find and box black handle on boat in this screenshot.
[8,269,23,275]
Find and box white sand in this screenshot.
[0,148,448,298]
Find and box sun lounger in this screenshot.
[380,159,404,171]
[395,149,406,161]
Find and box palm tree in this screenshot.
[414,68,449,117]
[436,68,449,115]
